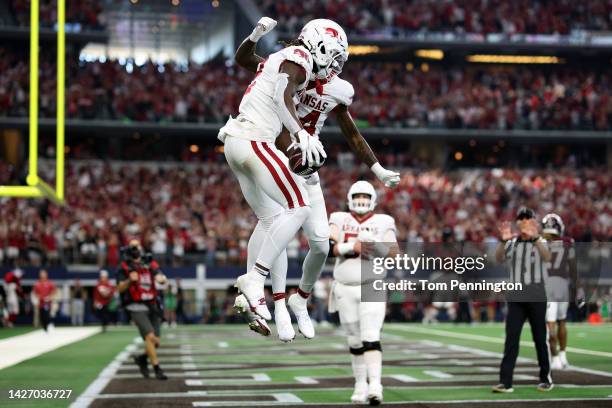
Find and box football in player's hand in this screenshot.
[289,149,325,176]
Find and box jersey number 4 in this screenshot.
[301,109,321,135]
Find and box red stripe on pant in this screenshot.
[261,142,306,207]
[251,141,295,209]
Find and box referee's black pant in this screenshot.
[499,302,551,387]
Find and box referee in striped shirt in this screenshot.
[492,207,553,393]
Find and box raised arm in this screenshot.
[234,17,276,73]
[335,104,400,187]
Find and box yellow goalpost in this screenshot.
[0,0,65,204]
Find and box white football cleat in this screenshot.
[235,273,271,320]
[350,381,368,404]
[368,383,383,406]
[559,353,569,369]
[551,356,563,370]
[274,303,295,343]
[288,293,315,339]
[234,294,271,336]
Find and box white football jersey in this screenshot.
[296,75,354,137]
[329,212,397,285]
[219,46,313,143]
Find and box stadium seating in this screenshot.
[1,160,609,267]
[1,47,610,131]
[255,0,612,36]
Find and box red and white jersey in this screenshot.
[544,236,576,279]
[296,75,354,137]
[329,211,397,285]
[219,46,313,143]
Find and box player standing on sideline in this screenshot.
[117,240,168,380]
[233,17,400,342]
[493,207,553,393]
[541,213,578,370]
[328,181,399,405]
[93,270,116,333]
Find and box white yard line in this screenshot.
[0,327,100,370]
[392,325,612,378]
[392,325,612,359]
[389,374,420,382]
[424,370,454,379]
[70,340,138,408]
[295,376,319,384]
[273,393,303,403]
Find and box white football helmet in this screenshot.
[542,213,565,236]
[299,19,349,79]
[347,180,377,215]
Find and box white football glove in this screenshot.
[371,162,400,188]
[249,17,277,42]
[289,129,327,168]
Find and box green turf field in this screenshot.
[1,323,611,407]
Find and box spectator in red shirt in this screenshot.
[93,269,116,332]
[3,268,24,326]
[32,269,58,331]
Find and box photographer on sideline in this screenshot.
[117,240,168,380]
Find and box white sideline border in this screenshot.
[0,327,100,370]
[70,339,139,408]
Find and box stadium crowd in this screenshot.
[1,159,609,268]
[6,0,106,30]
[256,0,612,36]
[1,48,610,131]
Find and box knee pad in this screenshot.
[309,239,330,256]
[362,341,382,352]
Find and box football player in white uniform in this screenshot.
[218,18,348,321]
[328,181,399,405]
[542,213,578,370]
[233,18,401,342]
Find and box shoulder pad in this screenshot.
[328,77,354,106]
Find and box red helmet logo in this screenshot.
[325,27,340,39]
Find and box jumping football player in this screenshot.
[218,17,338,322]
[233,17,400,342]
[542,213,578,370]
[328,181,399,405]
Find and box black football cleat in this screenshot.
[154,365,168,380]
[537,382,554,392]
[133,354,150,378]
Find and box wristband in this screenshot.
[337,242,354,256]
[370,162,384,178]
